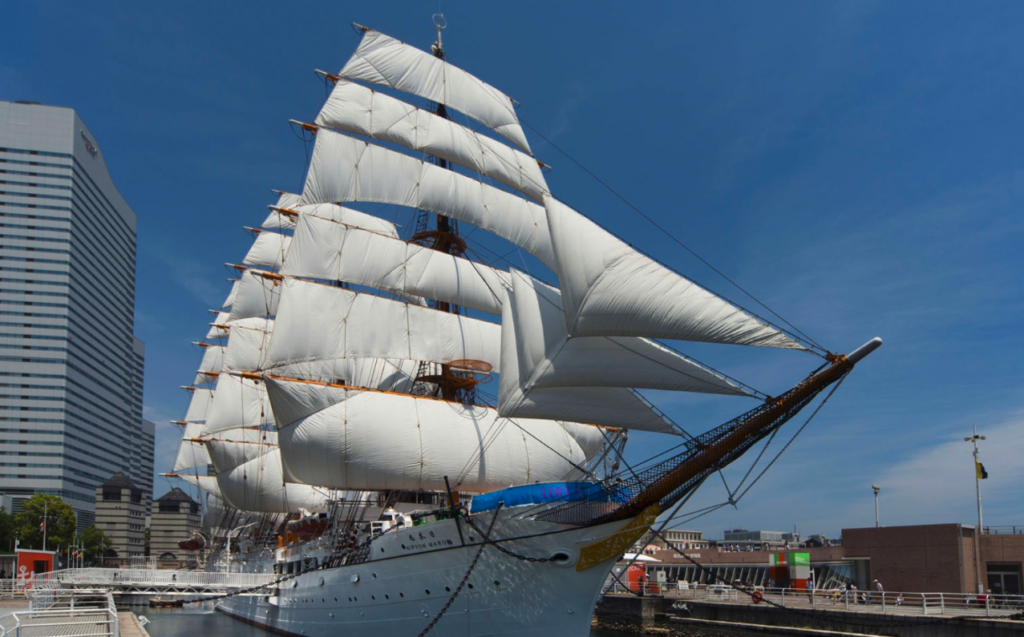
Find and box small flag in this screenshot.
[976,461,989,480]
[39,519,45,531]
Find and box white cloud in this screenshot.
[874,415,1024,527]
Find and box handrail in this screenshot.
[1,587,120,637]
[53,567,275,588]
[602,584,1024,618]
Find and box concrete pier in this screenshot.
[593,595,1024,637]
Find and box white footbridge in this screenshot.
[42,567,278,598]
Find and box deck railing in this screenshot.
[0,587,119,637]
[52,567,275,589]
[604,583,1024,618]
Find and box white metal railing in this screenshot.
[53,567,275,589]
[0,587,119,637]
[605,584,1024,618]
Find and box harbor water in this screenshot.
[140,604,638,636]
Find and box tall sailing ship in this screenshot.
[164,20,880,637]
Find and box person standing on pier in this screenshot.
[872,579,883,603]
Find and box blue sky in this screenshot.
[3,1,1022,539]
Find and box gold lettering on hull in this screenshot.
[575,504,660,571]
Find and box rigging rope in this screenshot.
[519,119,828,355]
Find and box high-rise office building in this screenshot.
[0,100,150,529]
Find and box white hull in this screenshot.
[216,508,642,637]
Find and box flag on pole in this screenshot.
[975,461,989,480]
[39,519,45,531]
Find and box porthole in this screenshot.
[400,592,405,598]
[467,583,474,589]
[494,581,501,587]
[371,595,375,600]
[425,589,430,595]
[445,586,451,592]
[385,594,390,600]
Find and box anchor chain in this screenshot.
[415,504,503,637]
[462,513,550,563]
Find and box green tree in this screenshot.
[81,525,112,563]
[0,506,13,552]
[144,527,151,557]
[12,494,77,550]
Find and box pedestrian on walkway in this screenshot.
[872,579,883,604]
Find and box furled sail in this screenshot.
[243,230,292,270]
[265,277,500,371]
[544,196,805,349]
[269,379,591,493]
[214,446,330,513]
[339,28,531,153]
[300,129,555,268]
[282,213,509,315]
[316,79,547,200]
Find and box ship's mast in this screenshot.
[411,14,490,404]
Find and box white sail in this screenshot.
[183,387,215,423]
[560,421,608,461]
[203,373,276,435]
[205,429,279,473]
[222,280,240,309]
[193,345,224,385]
[545,196,805,349]
[173,422,212,472]
[223,317,274,372]
[506,271,749,394]
[176,473,223,498]
[262,202,401,237]
[275,190,301,210]
[316,79,547,200]
[226,270,281,321]
[265,278,500,371]
[243,231,292,269]
[282,213,509,315]
[498,288,676,434]
[274,385,590,493]
[206,311,231,340]
[339,29,531,153]
[300,129,555,268]
[215,447,330,513]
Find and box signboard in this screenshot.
[789,552,811,590]
[15,549,55,594]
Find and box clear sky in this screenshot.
[3,1,1022,539]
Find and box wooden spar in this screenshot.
[593,338,882,525]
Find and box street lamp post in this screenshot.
[872,485,881,527]
[965,425,987,594]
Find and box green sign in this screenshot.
[790,552,810,567]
